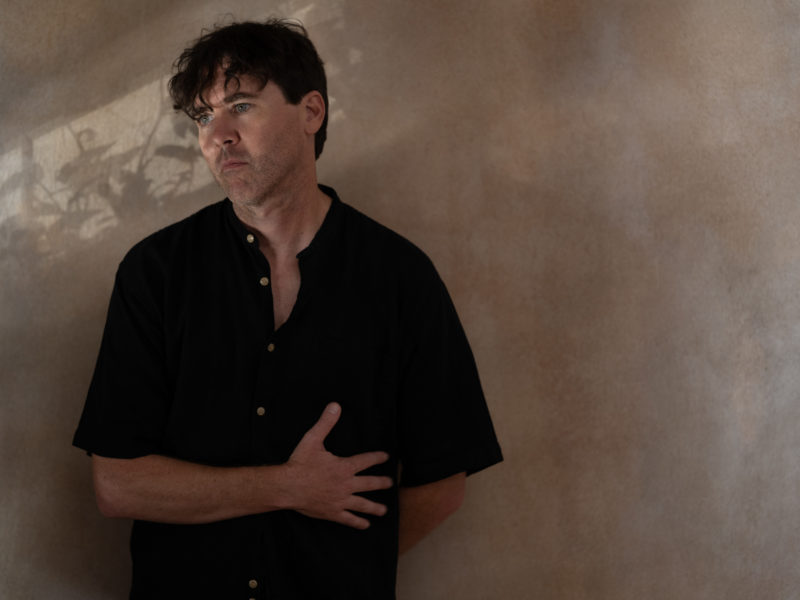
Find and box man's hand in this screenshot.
[284,402,393,529]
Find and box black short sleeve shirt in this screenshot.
[73,186,502,599]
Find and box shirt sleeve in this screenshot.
[397,258,503,487]
[72,248,171,458]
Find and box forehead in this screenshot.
[195,69,266,108]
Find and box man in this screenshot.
[74,19,502,599]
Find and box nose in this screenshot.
[205,112,240,148]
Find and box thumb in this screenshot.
[303,402,341,445]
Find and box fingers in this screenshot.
[333,497,388,530]
[302,402,341,445]
[348,450,390,474]
[352,475,393,493]
[336,511,371,530]
[347,495,388,517]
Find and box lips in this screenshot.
[220,159,248,171]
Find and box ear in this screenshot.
[302,90,326,135]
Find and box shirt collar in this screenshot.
[223,184,343,258]
[297,184,342,259]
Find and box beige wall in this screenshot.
[3,1,800,598]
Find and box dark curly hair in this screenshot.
[168,18,328,159]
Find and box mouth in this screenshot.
[220,159,248,172]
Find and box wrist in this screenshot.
[253,462,294,512]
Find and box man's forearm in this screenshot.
[91,403,393,527]
[92,454,291,524]
[398,472,466,554]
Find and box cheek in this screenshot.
[198,138,215,166]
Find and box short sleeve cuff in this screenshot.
[399,441,503,487]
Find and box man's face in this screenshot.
[194,69,309,207]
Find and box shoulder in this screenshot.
[119,200,228,273]
[338,201,438,281]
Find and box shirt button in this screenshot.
[267,343,275,352]
[256,406,266,416]
[246,234,255,244]
[259,276,269,286]
[249,579,258,589]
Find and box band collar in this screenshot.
[224,184,343,258]
[297,184,342,260]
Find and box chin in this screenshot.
[219,181,252,204]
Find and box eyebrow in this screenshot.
[223,91,259,103]
[192,91,258,114]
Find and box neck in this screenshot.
[232,181,331,264]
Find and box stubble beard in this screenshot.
[216,153,304,211]
[214,160,276,209]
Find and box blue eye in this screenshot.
[196,113,213,126]
[234,103,251,114]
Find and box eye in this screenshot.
[233,103,251,114]
[196,113,213,126]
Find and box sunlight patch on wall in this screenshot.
[0,146,22,226]
[0,79,212,265]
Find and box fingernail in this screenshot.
[328,403,340,415]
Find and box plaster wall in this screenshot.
[3,1,800,598]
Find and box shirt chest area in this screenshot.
[160,252,402,466]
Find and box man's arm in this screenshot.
[92,403,392,529]
[397,471,466,554]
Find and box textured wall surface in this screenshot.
[3,1,800,598]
